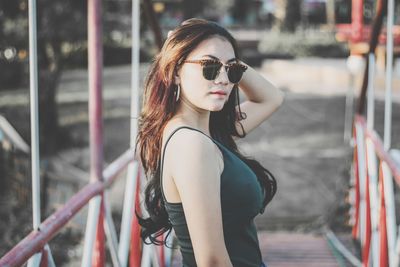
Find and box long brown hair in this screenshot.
[136,18,276,245]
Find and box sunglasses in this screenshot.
[183,59,247,84]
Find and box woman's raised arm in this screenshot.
[235,62,285,135]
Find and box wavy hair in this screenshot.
[136,18,277,245]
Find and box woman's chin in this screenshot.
[207,103,225,112]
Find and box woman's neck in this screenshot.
[175,98,210,135]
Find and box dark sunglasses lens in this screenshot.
[227,64,245,83]
[202,62,221,80]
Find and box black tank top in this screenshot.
[160,126,264,267]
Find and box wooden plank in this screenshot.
[259,232,339,267]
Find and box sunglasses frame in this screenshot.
[183,59,248,83]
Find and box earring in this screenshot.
[175,84,180,102]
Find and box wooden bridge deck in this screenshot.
[259,231,340,267]
[171,231,343,267]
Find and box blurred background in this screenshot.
[1,0,400,265]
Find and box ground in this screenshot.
[0,58,399,265]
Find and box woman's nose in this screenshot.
[214,66,229,85]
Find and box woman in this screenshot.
[136,18,284,267]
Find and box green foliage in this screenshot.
[258,29,350,58]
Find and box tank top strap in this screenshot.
[160,126,217,204]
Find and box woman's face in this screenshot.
[175,36,236,112]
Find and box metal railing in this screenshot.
[349,0,399,266]
[0,149,134,266]
[0,0,172,265]
[350,116,400,267]
[327,0,399,266]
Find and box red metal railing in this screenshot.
[0,149,134,266]
[350,115,400,266]
[0,0,171,264]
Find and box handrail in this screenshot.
[357,116,400,185]
[0,0,169,264]
[350,115,399,267]
[0,148,135,267]
[329,2,399,265]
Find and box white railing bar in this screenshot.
[141,242,161,267]
[118,161,139,266]
[355,123,367,246]
[27,0,41,264]
[164,232,174,267]
[81,195,102,267]
[130,0,140,143]
[28,253,42,267]
[394,226,400,267]
[366,138,380,266]
[118,0,141,264]
[366,53,378,266]
[384,0,396,265]
[140,242,152,267]
[383,0,394,151]
[44,244,56,267]
[367,53,375,130]
[151,245,161,267]
[382,162,397,267]
[28,0,41,232]
[139,173,159,267]
[104,191,122,267]
[344,78,354,143]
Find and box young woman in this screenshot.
[136,18,284,267]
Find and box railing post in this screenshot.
[362,158,371,266]
[355,123,367,248]
[129,166,143,267]
[382,160,396,267]
[104,191,122,267]
[27,0,42,264]
[383,0,396,266]
[366,53,380,267]
[118,0,141,264]
[351,138,360,239]
[365,137,379,267]
[81,0,105,265]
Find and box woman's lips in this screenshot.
[210,90,227,95]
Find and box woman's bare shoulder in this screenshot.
[162,120,223,172]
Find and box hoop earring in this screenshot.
[175,84,180,102]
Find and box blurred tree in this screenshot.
[1,0,87,155]
[273,0,301,32]
[182,0,206,20]
[231,0,250,24]
[37,0,87,155]
[211,0,234,13]
[0,1,27,88]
